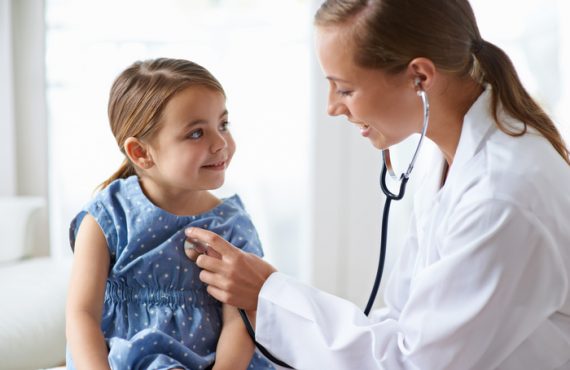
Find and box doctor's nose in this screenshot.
[327,94,349,117]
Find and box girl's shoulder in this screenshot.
[91,176,140,205]
[219,194,246,212]
[70,176,141,250]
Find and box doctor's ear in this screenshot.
[407,57,436,91]
[124,137,154,170]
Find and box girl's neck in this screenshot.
[138,177,221,216]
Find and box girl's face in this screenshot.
[315,26,423,149]
[145,85,235,193]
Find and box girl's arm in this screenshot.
[212,303,255,370]
[66,214,111,370]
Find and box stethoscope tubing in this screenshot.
[365,165,409,315]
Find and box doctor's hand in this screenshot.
[184,227,277,311]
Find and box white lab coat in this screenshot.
[255,88,570,370]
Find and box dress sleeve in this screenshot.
[69,199,118,255]
[255,200,566,370]
[220,195,265,257]
[226,212,264,257]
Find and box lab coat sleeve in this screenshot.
[255,200,567,370]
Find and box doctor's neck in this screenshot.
[426,75,484,167]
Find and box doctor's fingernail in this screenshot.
[184,240,195,250]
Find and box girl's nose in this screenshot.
[210,131,228,153]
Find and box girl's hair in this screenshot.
[100,58,226,190]
[315,0,569,164]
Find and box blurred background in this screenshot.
[1,0,568,368]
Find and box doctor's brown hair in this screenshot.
[100,58,226,190]
[315,0,570,165]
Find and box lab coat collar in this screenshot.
[445,85,496,185]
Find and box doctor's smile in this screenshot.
[359,125,371,137]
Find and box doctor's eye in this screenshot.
[336,89,353,97]
[219,121,230,132]
[186,129,203,140]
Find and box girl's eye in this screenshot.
[187,129,203,139]
[219,121,230,132]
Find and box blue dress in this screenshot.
[67,176,274,370]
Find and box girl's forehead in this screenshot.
[166,86,225,112]
[158,86,227,129]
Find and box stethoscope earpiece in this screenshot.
[414,77,425,96]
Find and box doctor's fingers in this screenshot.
[196,253,225,273]
[198,270,239,304]
[185,227,239,257]
[200,270,259,310]
[184,247,200,262]
[206,284,256,310]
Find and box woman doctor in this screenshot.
[186,0,570,368]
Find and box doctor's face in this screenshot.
[316,26,422,149]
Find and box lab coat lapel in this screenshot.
[445,87,496,185]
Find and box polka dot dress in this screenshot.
[67,176,274,370]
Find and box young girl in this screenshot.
[65,58,274,370]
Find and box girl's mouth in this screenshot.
[202,160,226,171]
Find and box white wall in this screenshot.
[0,0,16,196]
[1,0,50,256]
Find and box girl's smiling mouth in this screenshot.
[202,160,227,170]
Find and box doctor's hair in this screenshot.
[315,0,570,164]
[99,58,226,190]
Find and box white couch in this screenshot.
[0,197,71,370]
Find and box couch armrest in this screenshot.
[0,196,45,262]
[0,257,71,369]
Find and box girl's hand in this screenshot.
[184,227,277,310]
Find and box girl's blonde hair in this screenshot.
[315,0,569,164]
[100,58,225,190]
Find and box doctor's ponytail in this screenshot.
[315,0,569,165]
[472,40,569,164]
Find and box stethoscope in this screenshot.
[238,79,430,368]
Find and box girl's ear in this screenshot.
[124,137,154,170]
